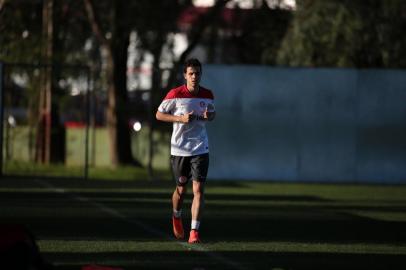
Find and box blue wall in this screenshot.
[202,66,406,183]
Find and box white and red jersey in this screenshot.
[158,84,215,156]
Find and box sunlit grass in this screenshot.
[2,161,171,180]
[38,240,406,255]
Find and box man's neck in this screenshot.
[186,84,199,95]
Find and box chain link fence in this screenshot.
[0,62,93,179]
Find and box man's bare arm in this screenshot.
[203,110,216,121]
[156,111,194,123]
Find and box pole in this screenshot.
[84,67,91,180]
[0,62,4,177]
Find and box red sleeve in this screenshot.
[164,89,177,100]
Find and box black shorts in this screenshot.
[170,153,209,186]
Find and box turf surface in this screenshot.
[1,177,406,269]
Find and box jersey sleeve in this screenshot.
[158,91,176,114]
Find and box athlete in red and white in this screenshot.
[156,58,216,243]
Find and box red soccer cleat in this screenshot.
[172,216,184,239]
[188,230,201,243]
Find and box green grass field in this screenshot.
[1,177,406,269]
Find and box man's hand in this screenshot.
[203,108,216,121]
[179,111,195,123]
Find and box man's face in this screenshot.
[184,66,201,88]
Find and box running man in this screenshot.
[156,58,216,243]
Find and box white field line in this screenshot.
[34,179,247,270]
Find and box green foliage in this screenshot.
[378,0,406,67]
[234,6,292,64]
[277,0,406,68]
[2,0,405,68]
[3,161,171,180]
[0,1,94,64]
[0,1,42,63]
[53,1,94,64]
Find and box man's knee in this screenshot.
[192,182,204,197]
[176,185,187,196]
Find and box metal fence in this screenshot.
[0,62,92,179]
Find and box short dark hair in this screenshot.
[183,58,202,73]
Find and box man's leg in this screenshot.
[188,154,209,243]
[170,155,189,239]
[172,185,187,215]
[172,184,187,239]
[191,180,204,224]
[189,180,204,243]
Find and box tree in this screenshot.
[36,0,54,163]
[0,1,42,63]
[236,0,292,64]
[83,0,139,166]
[0,0,60,164]
[276,0,406,68]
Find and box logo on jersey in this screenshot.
[178,176,187,184]
[200,101,206,107]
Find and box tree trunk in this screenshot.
[113,32,140,165]
[147,32,165,180]
[84,0,140,166]
[104,49,119,165]
[36,0,53,164]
